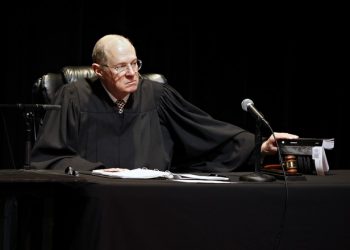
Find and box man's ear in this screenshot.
[92,63,103,77]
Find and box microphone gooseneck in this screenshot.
[241,98,269,127]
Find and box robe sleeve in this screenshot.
[157,83,256,172]
[31,84,104,170]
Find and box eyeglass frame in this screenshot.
[101,59,142,74]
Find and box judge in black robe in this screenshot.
[31,34,296,172]
[31,76,255,172]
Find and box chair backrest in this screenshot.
[32,66,167,104]
[32,66,95,104]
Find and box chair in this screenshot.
[31,66,166,138]
[32,66,167,104]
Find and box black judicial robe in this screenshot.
[31,77,255,172]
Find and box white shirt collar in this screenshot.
[101,83,129,103]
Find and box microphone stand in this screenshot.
[0,104,61,169]
[23,111,34,170]
[239,119,275,182]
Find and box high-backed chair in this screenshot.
[32,66,167,104]
[32,66,95,104]
[31,66,167,138]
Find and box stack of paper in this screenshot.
[92,168,232,183]
[92,168,173,179]
[171,173,231,183]
[322,138,335,150]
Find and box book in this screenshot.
[277,138,334,155]
[277,138,334,176]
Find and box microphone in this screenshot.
[239,98,276,182]
[0,104,61,111]
[241,98,269,126]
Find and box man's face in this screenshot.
[95,41,140,99]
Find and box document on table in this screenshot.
[171,179,232,184]
[92,168,173,179]
[92,168,233,183]
[171,173,230,183]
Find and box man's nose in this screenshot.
[125,64,136,75]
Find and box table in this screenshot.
[1,169,349,250]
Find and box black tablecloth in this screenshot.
[1,169,349,250]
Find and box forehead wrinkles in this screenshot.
[104,42,136,64]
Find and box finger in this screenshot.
[273,132,299,139]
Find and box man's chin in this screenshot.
[126,84,138,93]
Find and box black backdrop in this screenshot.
[2,2,347,169]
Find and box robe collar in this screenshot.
[100,83,130,104]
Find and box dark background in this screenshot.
[2,2,347,169]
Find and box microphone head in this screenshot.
[241,98,254,112]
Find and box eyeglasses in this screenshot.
[102,59,142,74]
